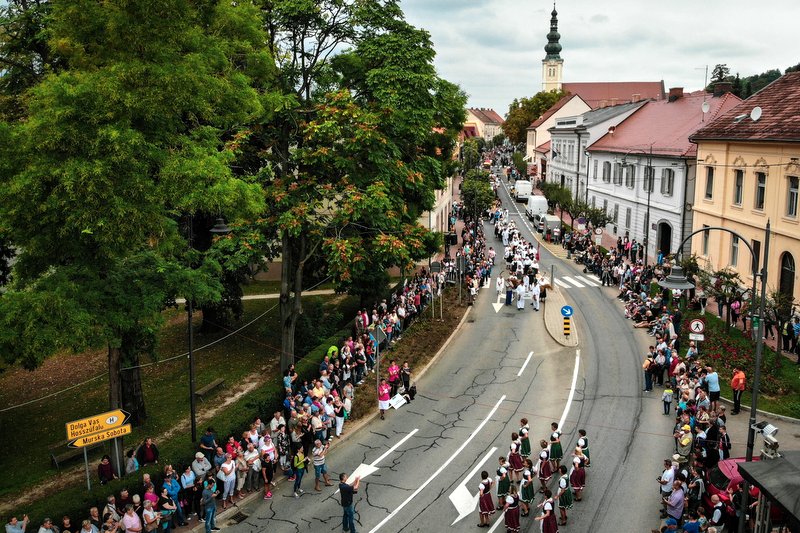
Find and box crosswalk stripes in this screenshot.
[551,275,605,290]
[575,275,600,287]
[561,276,584,288]
[554,278,569,288]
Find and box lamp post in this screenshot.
[659,222,771,533]
[584,150,591,205]
[188,217,230,443]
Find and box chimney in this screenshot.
[632,93,641,102]
[668,87,684,102]
[713,81,733,97]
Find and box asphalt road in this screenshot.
[223,180,680,532]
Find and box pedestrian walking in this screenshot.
[515,283,525,311]
[662,385,674,415]
[312,439,333,492]
[338,473,360,533]
[549,423,563,471]
[730,366,745,414]
[496,457,511,510]
[519,419,531,458]
[377,379,390,420]
[477,471,495,528]
[534,489,558,533]
[519,459,535,517]
[508,433,524,482]
[556,465,573,526]
[537,440,552,492]
[292,448,309,498]
[502,484,521,533]
[200,479,220,533]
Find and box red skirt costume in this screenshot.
[540,498,559,533]
[504,495,520,533]
[569,464,585,491]
[508,441,524,472]
[478,479,495,517]
[538,449,553,481]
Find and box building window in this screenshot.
[661,168,674,196]
[613,162,623,185]
[625,207,631,229]
[643,166,654,193]
[733,169,743,205]
[625,165,636,188]
[603,199,608,214]
[788,176,799,218]
[754,172,766,210]
[613,204,619,223]
[730,235,739,267]
[702,224,709,255]
[591,196,596,208]
[705,167,714,199]
[752,239,761,274]
[593,159,598,180]
[602,161,611,182]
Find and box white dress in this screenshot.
[496,277,505,295]
[516,284,526,310]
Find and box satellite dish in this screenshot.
[750,106,762,122]
[701,101,710,114]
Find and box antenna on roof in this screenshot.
[750,106,762,122]
[734,113,748,123]
[696,65,709,121]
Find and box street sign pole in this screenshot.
[84,448,91,491]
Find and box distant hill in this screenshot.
[706,62,800,99]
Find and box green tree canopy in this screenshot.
[502,90,566,144]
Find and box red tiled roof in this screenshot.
[587,90,742,158]
[468,108,505,125]
[562,81,665,109]
[535,140,551,154]
[690,72,800,143]
[528,94,585,129]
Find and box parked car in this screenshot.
[525,195,548,220]
[704,458,785,524]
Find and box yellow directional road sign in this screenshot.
[66,409,129,441]
[69,424,132,448]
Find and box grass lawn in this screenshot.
[239,278,337,296]
[0,292,360,519]
[679,310,800,419]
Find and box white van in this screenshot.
[514,180,532,201]
[537,214,562,234]
[525,195,548,220]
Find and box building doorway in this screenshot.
[657,222,672,257]
[779,252,795,299]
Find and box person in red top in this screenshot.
[730,366,746,414]
[136,437,159,466]
[378,379,391,420]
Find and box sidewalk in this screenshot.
[542,285,579,347]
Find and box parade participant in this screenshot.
[496,274,505,299]
[556,465,573,526]
[519,459,535,517]
[387,360,400,397]
[519,419,531,458]
[377,379,390,420]
[534,489,558,533]
[496,457,511,511]
[508,433,524,482]
[515,282,525,311]
[537,440,552,492]
[502,485,521,533]
[477,471,495,528]
[549,423,563,470]
[531,279,541,312]
[576,429,591,467]
[569,456,585,501]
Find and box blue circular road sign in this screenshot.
[561,305,573,317]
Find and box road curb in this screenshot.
[718,395,800,423]
[543,287,579,347]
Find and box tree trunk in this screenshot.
[107,344,125,475]
[120,357,147,427]
[279,233,306,372]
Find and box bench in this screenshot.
[49,439,102,470]
[194,378,225,402]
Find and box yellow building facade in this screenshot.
[691,143,800,301]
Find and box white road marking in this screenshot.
[575,275,600,286]
[448,446,498,525]
[368,395,507,532]
[561,276,584,288]
[558,349,581,429]
[336,429,419,493]
[554,278,569,288]
[487,510,506,532]
[517,351,534,377]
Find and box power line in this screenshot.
[0,277,332,413]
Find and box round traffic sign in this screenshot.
[689,319,705,334]
[561,305,573,317]
[594,228,603,235]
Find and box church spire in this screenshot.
[544,2,562,60]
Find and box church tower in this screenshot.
[541,3,563,92]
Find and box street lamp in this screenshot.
[584,150,591,206]
[620,147,653,267]
[188,216,231,443]
[659,222,771,533]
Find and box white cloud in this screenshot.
[401,0,799,116]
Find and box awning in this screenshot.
[737,451,800,521]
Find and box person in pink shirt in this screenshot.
[387,360,400,397]
[378,379,391,420]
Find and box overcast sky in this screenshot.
[401,0,799,117]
